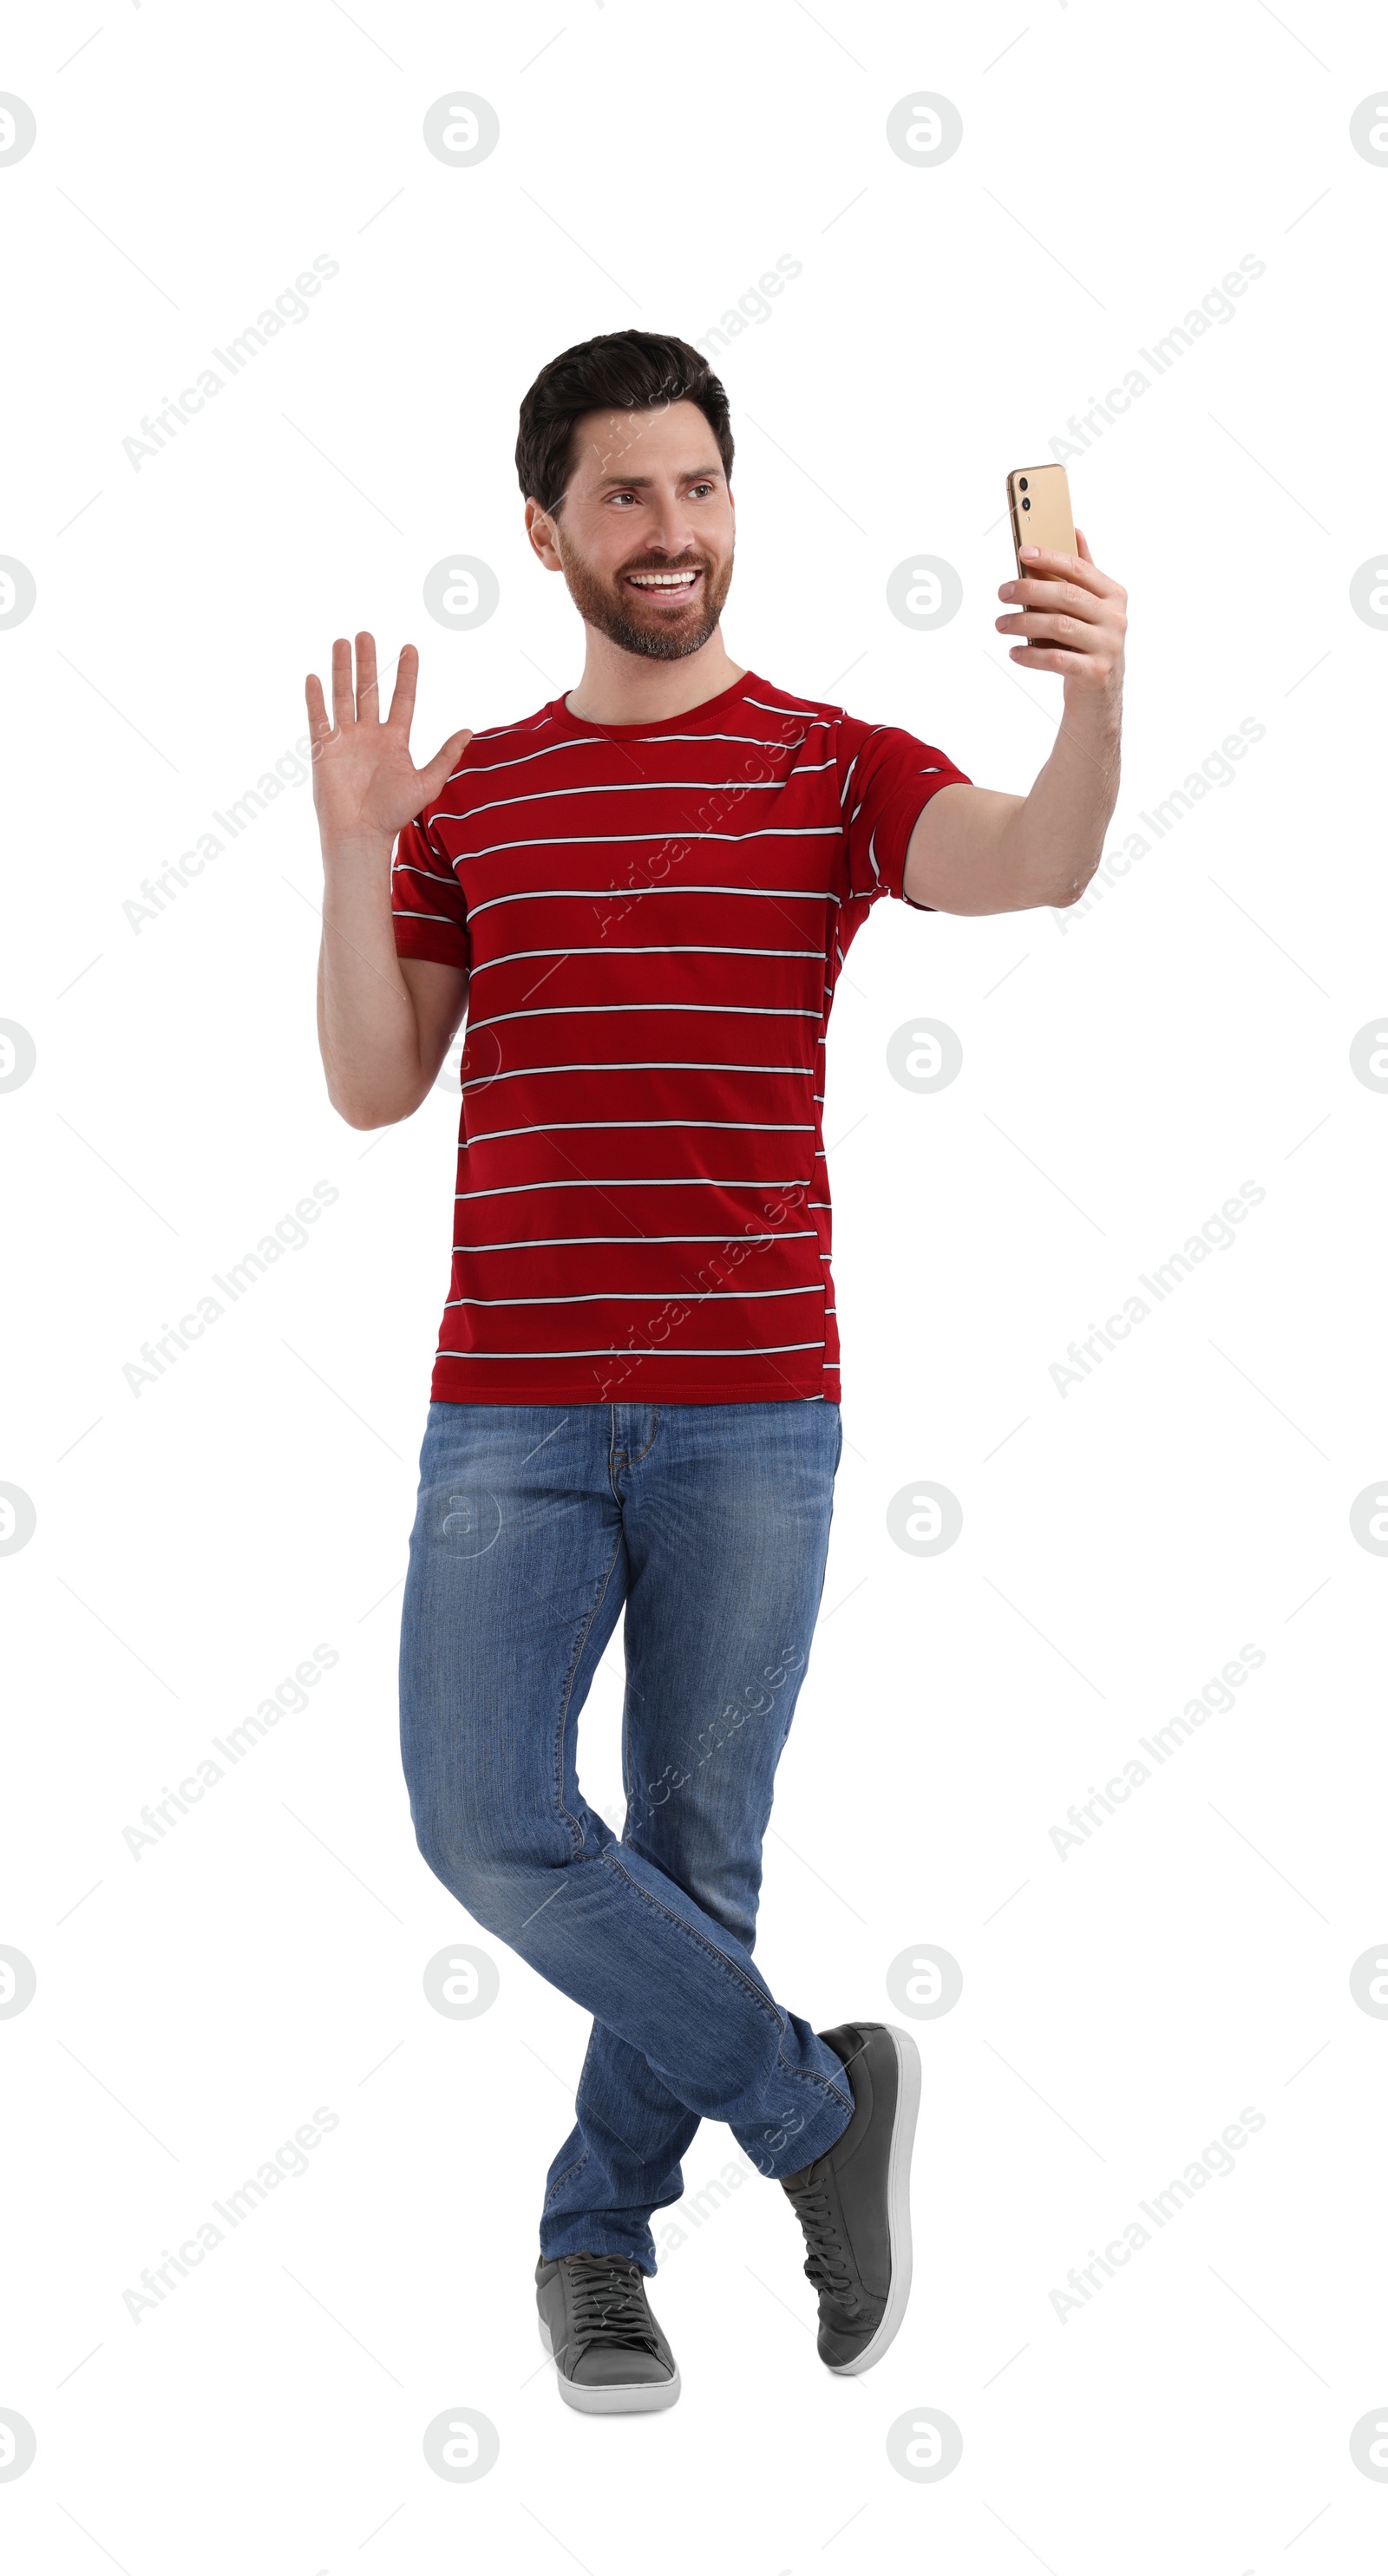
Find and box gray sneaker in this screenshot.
[535,2252,680,2414]
[780,2020,921,2373]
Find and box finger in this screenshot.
[999,579,1103,624]
[1008,644,1088,670]
[304,672,332,748]
[416,728,475,804]
[355,631,380,724]
[995,607,1107,649]
[387,642,420,736]
[1018,542,1112,597]
[331,637,354,729]
[1074,527,1094,563]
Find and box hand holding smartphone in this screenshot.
[997,461,1128,700]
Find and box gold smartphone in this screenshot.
[1006,464,1076,576]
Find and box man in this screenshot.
[308,330,1126,2415]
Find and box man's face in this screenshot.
[526,397,735,662]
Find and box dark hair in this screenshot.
[515,330,734,517]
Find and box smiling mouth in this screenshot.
[624,567,703,600]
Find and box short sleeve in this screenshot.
[390,812,470,971]
[837,719,972,919]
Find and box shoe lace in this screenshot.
[782,2178,863,2318]
[564,2255,662,2355]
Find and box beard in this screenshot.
[553,529,734,662]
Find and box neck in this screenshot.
[564,624,745,725]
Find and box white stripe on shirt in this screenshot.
[434,1340,827,1360]
[452,1231,817,1250]
[442,1285,824,1307]
[463,942,825,975]
[464,880,841,920]
[465,1002,823,1029]
[459,1061,813,1095]
[461,1117,817,1141]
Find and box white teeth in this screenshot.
[628,571,698,587]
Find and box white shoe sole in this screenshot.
[537,2315,681,2414]
[828,2022,922,2376]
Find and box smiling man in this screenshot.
[308,330,1127,2415]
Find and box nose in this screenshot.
[643,494,701,558]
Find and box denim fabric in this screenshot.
[398,1397,853,2272]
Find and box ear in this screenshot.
[524,495,563,572]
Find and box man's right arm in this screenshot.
[316,841,468,1128]
[306,631,472,1130]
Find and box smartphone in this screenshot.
[1006,464,1076,578]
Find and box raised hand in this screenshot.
[304,631,472,847]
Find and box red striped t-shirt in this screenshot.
[390,667,970,1405]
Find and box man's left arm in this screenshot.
[902,531,1128,916]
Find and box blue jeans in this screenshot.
[398,1398,854,2272]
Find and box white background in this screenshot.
[3,2,1387,2569]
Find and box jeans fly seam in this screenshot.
[627,1407,659,1466]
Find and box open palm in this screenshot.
[305,631,471,844]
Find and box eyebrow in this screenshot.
[592,465,724,489]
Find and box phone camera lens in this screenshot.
[1018,476,1029,490]
[1021,497,1031,510]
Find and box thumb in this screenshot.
[417,729,473,803]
